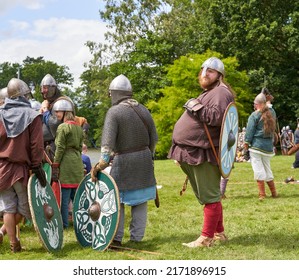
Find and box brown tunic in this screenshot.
[168,83,234,165]
[0,116,44,190]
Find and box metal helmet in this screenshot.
[52,97,74,113]
[7,78,31,99]
[108,74,132,105]
[201,57,225,77]
[0,87,8,101]
[109,74,132,92]
[41,74,57,87]
[41,74,57,99]
[29,99,42,111]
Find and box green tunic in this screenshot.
[54,121,84,186]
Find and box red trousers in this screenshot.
[201,202,224,238]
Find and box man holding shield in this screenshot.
[168,57,235,247]
[0,78,46,253]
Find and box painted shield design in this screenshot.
[73,171,120,251]
[28,169,63,253]
[219,102,239,178]
[43,162,52,184]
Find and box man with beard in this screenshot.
[168,57,235,248]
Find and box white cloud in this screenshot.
[0,17,107,88]
[0,0,43,15]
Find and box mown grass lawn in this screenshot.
[1,154,299,260]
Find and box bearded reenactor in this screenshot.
[168,57,235,247]
[0,78,46,253]
[91,74,158,246]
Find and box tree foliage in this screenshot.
[0,57,73,102]
[99,0,299,130]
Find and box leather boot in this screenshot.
[257,180,266,200]
[267,180,278,198]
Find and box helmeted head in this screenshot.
[40,74,57,100]
[0,87,8,105]
[52,97,74,114]
[7,78,31,99]
[201,57,225,78]
[108,74,132,105]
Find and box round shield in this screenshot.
[73,171,120,251]
[28,172,63,253]
[219,102,239,178]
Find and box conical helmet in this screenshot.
[109,74,132,92]
[40,74,57,99]
[7,78,31,99]
[41,74,57,87]
[108,74,132,105]
[201,57,225,77]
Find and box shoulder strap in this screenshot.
[127,102,149,132]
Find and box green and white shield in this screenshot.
[219,102,239,178]
[73,171,120,251]
[28,166,63,253]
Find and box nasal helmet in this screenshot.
[40,74,57,99]
[201,57,225,77]
[108,74,132,105]
[7,78,31,99]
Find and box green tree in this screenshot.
[21,56,73,101]
[0,57,73,102]
[0,62,21,88]
[76,42,113,147]
[148,51,251,158]
[193,0,299,127]
[99,0,299,128]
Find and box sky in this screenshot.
[0,0,108,87]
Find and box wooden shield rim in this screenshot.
[219,102,239,178]
[28,175,63,253]
[73,170,120,251]
[51,180,62,209]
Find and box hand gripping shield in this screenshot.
[28,163,63,253]
[219,102,239,178]
[73,171,120,251]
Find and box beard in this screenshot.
[199,75,219,90]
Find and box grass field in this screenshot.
[1,154,299,260]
